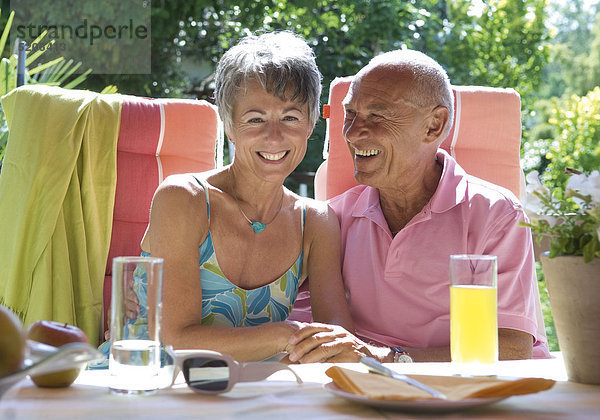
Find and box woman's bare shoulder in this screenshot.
[151,173,210,216]
[158,173,198,190]
[143,173,210,251]
[156,172,211,197]
[294,195,339,234]
[297,195,334,217]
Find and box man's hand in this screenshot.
[286,323,382,363]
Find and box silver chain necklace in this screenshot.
[229,173,283,233]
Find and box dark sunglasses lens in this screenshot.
[183,358,229,392]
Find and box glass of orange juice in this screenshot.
[450,254,498,375]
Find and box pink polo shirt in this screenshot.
[329,149,550,358]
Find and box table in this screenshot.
[1,354,599,419]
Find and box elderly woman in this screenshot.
[139,31,353,362]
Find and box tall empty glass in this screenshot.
[109,256,163,395]
[450,254,498,373]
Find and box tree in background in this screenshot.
[548,88,600,186]
[1,0,553,179]
[425,0,549,110]
[523,0,600,189]
[542,0,600,98]
[78,0,550,177]
[82,0,550,104]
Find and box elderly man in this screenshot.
[287,49,549,363]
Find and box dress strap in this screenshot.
[301,201,306,238]
[192,175,211,224]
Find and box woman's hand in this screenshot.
[103,279,140,341]
[285,323,378,363]
[281,320,323,351]
[124,278,141,319]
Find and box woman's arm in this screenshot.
[304,201,354,332]
[143,176,326,362]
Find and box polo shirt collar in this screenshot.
[429,149,468,213]
[351,185,391,231]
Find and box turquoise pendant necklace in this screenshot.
[230,174,283,234]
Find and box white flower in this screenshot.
[524,207,558,226]
[588,171,600,204]
[522,192,545,214]
[566,170,600,205]
[526,170,550,196]
[523,171,558,226]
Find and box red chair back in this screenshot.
[315,76,524,200]
[103,96,221,334]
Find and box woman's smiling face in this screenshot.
[227,78,314,182]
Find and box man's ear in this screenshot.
[424,106,449,144]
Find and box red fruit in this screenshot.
[26,320,89,388]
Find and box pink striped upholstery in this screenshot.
[103,96,220,333]
[439,86,523,198]
[315,77,524,200]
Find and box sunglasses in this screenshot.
[165,346,302,394]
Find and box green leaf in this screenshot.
[0,56,17,97]
[100,85,118,94]
[61,69,93,89]
[582,240,595,263]
[0,10,15,56]
[55,61,83,85]
[27,57,65,75]
[25,40,57,67]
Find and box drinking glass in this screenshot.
[109,256,163,395]
[450,254,498,374]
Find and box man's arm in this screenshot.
[405,328,532,362]
[286,327,533,363]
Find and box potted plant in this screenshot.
[521,169,600,384]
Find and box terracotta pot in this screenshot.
[540,254,600,385]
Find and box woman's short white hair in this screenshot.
[214,31,322,131]
[368,49,455,139]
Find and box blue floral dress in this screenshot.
[196,176,304,327]
[91,176,304,368]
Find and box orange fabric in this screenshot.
[108,98,161,265]
[103,96,220,333]
[317,77,355,200]
[316,77,523,201]
[440,86,522,198]
[158,99,220,181]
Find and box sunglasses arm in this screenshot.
[238,362,303,384]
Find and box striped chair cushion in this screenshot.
[103,95,221,333]
[315,77,524,200]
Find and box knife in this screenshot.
[360,356,447,399]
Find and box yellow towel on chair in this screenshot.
[0,85,121,345]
